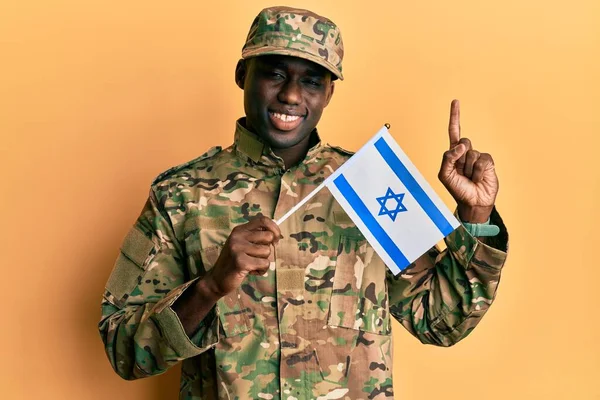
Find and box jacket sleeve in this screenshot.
[387,207,508,347]
[98,189,219,380]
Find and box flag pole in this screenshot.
[275,180,328,225]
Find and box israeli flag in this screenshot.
[276,126,460,275]
[327,126,460,274]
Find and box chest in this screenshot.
[174,161,391,338]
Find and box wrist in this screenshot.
[196,275,225,303]
[457,204,493,223]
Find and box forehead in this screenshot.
[251,55,331,77]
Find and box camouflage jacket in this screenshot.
[99,120,509,400]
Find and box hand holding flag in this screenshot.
[438,100,499,223]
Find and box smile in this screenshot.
[270,112,301,122]
[268,111,304,131]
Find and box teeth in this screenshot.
[272,112,300,122]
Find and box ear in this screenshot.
[324,80,335,107]
[235,59,247,90]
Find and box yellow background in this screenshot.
[1,0,599,399]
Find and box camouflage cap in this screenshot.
[241,6,344,80]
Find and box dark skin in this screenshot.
[438,100,499,223]
[236,55,335,167]
[174,57,499,337]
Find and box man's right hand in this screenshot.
[173,216,280,336]
[204,216,281,298]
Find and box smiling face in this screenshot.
[236,55,335,152]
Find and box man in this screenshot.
[99,6,508,400]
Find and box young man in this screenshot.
[99,6,508,400]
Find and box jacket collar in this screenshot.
[233,118,323,168]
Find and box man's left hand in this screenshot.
[438,99,499,223]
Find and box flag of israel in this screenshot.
[276,126,460,275]
[327,126,460,274]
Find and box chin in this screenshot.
[264,126,306,147]
[266,133,302,149]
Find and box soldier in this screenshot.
[99,6,508,400]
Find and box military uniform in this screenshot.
[99,6,509,400]
[99,120,508,400]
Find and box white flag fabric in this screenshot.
[326,126,460,275]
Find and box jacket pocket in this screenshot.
[200,245,252,338]
[328,234,391,336]
[183,215,229,277]
[106,226,157,305]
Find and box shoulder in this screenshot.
[324,143,354,161]
[150,145,226,187]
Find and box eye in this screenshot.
[304,79,322,88]
[268,71,285,80]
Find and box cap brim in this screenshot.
[242,46,344,81]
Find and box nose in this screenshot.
[277,80,302,105]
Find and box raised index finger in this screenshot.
[448,99,461,148]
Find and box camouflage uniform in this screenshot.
[99,120,509,400]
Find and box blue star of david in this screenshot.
[376,188,407,221]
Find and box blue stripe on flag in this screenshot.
[374,137,455,236]
[333,174,410,272]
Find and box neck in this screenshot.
[273,136,312,168]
